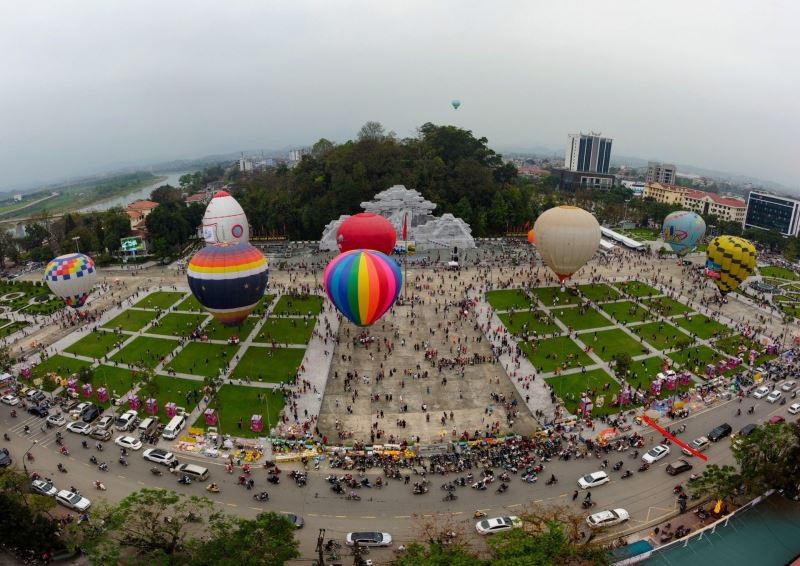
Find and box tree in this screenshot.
[102,208,132,253]
[0,345,14,372]
[610,352,632,379]
[393,513,480,566]
[0,231,18,267]
[488,520,609,566]
[689,463,743,502]
[150,185,182,204]
[784,236,799,263]
[0,468,63,560]
[357,121,386,142]
[731,422,800,496]
[311,138,335,158]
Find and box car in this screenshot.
[115,435,142,451]
[781,381,797,392]
[66,421,93,435]
[766,390,782,404]
[90,428,112,441]
[143,448,176,466]
[55,490,91,512]
[708,423,732,442]
[475,516,522,535]
[46,414,67,427]
[82,404,101,423]
[753,386,771,399]
[578,471,610,489]
[586,508,630,529]
[345,531,393,546]
[0,448,11,468]
[642,444,670,464]
[682,436,710,457]
[768,415,786,425]
[69,402,90,419]
[116,410,139,431]
[28,405,49,418]
[285,513,305,529]
[666,459,693,475]
[95,415,114,431]
[1,394,19,406]
[31,479,58,497]
[28,390,47,405]
[789,403,800,415]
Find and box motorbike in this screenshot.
[621,470,633,479]
[89,455,98,465]
[474,510,487,519]
[96,443,104,452]
[331,484,344,494]
[545,476,558,486]
[178,475,192,485]
[673,484,683,494]
[10,410,16,418]
[81,440,88,449]
[638,463,650,472]
[94,481,106,491]
[688,473,701,483]
[150,467,163,476]
[413,486,428,494]
[780,398,786,406]
[98,462,109,472]
[57,463,67,473]
[345,492,361,501]
[253,491,269,502]
[496,482,509,494]
[581,499,596,509]
[267,476,280,485]
[2,433,8,441]
[747,406,755,414]
[612,461,623,471]
[521,473,537,483]
[60,447,70,456]
[118,457,128,466]
[443,492,457,502]
[27,452,35,461]
[206,484,220,493]
[55,437,63,446]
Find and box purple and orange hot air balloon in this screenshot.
[323,250,402,326]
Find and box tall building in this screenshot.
[744,191,800,236]
[646,162,676,184]
[565,132,613,174]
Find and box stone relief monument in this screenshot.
[319,185,476,251]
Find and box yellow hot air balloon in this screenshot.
[705,236,756,295]
[533,205,601,282]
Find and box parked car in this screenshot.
[95,415,114,431]
[788,403,800,415]
[708,423,732,442]
[642,444,670,464]
[768,415,786,425]
[285,514,305,529]
[115,410,139,432]
[752,386,770,399]
[578,471,610,489]
[55,490,91,512]
[766,390,782,404]
[28,405,49,418]
[0,448,11,468]
[46,414,67,427]
[114,436,142,451]
[66,421,93,435]
[90,428,112,441]
[475,516,522,535]
[142,448,176,466]
[586,508,629,529]
[682,436,710,456]
[1,394,20,406]
[31,479,58,497]
[780,380,797,392]
[345,531,393,546]
[666,459,693,475]
[81,404,101,423]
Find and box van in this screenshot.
[138,417,159,436]
[174,463,209,481]
[161,415,186,440]
[708,423,732,442]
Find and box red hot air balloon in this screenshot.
[336,212,397,255]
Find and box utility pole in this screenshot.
[315,528,326,566]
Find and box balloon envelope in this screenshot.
[337,212,397,255]
[451,99,461,110]
[324,250,402,326]
[44,253,96,309]
[662,211,706,256]
[527,229,535,245]
[202,190,249,244]
[533,206,600,281]
[187,242,268,326]
[705,236,756,295]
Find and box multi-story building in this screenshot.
[646,162,676,184]
[643,182,746,223]
[744,191,800,236]
[565,132,613,174]
[642,182,688,205]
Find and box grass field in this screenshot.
[271,295,323,316]
[64,330,125,359]
[148,313,208,336]
[554,305,612,331]
[91,365,139,406]
[584,329,646,361]
[614,281,660,298]
[134,291,186,310]
[165,342,236,378]
[668,345,724,373]
[642,296,693,317]
[577,283,620,303]
[600,301,651,324]
[620,228,660,241]
[230,346,306,384]
[624,356,671,387]
[102,309,159,332]
[518,336,593,373]
[714,335,777,366]
[530,287,581,306]
[251,294,276,316]
[759,266,798,281]
[497,311,560,336]
[175,294,203,312]
[192,384,285,438]
[633,321,693,351]
[111,336,179,369]
[545,368,621,417]
[674,313,730,340]
[144,375,200,422]
[31,355,91,390]
[485,289,534,311]
[203,317,259,341]
[0,321,27,338]
[254,317,316,344]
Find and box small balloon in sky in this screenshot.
[451,99,461,110]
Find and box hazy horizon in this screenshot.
[1,1,797,191]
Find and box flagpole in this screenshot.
[403,212,408,298]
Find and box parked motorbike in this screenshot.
[177,475,192,485]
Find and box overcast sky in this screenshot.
[1,0,798,190]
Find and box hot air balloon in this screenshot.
[527,229,535,245]
[705,236,756,295]
[337,212,397,255]
[202,191,249,244]
[187,241,268,326]
[44,253,97,309]
[451,99,461,110]
[533,206,600,282]
[662,211,706,256]
[324,250,402,326]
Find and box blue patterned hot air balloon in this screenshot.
[44,253,96,309]
[662,211,706,256]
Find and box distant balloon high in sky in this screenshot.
[324,250,401,326]
[705,236,756,295]
[337,212,397,255]
[202,190,249,244]
[44,253,96,309]
[662,211,706,256]
[451,99,461,110]
[533,206,600,282]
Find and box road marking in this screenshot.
[394,515,411,518]
[335,515,347,518]
[248,507,261,511]
[138,481,145,485]
[117,475,126,479]
[451,511,462,515]
[308,513,319,517]
[227,503,237,507]
[361,516,376,519]
[534,499,543,502]
[508,504,522,508]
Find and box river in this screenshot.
[77,171,191,213]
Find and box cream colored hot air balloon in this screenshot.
[533,205,600,282]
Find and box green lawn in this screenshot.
[714,335,777,366]
[554,305,612,331]
[485,289,534,311]
[614,281,660,298]
[620,228,660,241]
[165,342,237,378]
[143,375,201,424]
[102,309,159,332]
[674,313,730,340]
[577,283,620,303]
[530,287,581,306]
[497,311,560,337]
[0,321,28,338]
[624,356,672,388]
[633,321,694,351]
[759,266,798,281]
[64,330,126,359]
[251,294,276,316]
[204,317,259,341]
[254,317,316,344]
[230,346,306,384]
[148,313,209,337]
[192,384,285,438]
[271,294,324,316]
[133,291,187,310]
[175,294,203,312]
[91,365,140,407]
[111,336,179,369]
[642,296,693,317]
[545,368,621,417]
[30,355,92,390]
[518,337,593,374]
[669,345,727,374]
[600,301,651,324]
[584,329,647,361]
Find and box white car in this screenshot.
[143,448,176,466]
[66,421,93,435]
[788,403,800,415]
[114,435,142,451]
[578,471,610,489]
[753,386,771,399]
[780,381,797,392]
[116,410,139,432]
[31,479,58,497]
[1,394,19,406]
[642,444,670,464]
[344,531,393,546]
[682,437,710,457]
[475,516,522,535]
[766,390,782,404]
[586,508,630,529]
[95,415,114,431]
[55,490,91,512]
[69,402,90,420]
[46,414,67,427]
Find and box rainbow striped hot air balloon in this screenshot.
[187,241,268,326]
[44,253,96,309]
[323,250,402,326]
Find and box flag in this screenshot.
[523,220,530,230]
[402,213,408,241]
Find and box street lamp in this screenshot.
[22,440,37,476]
[71,236,81,253]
